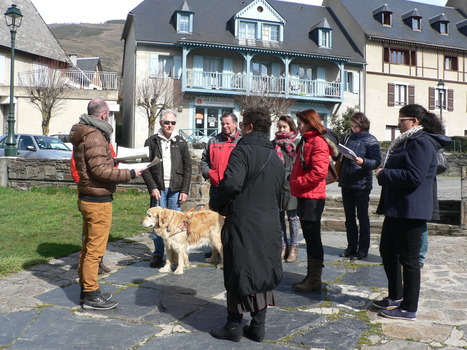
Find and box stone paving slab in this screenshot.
[0,231,466,350]
[12,308,158,350]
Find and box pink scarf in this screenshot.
[274,131,297,163]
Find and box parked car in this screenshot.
[0,134,72,159]
[49,133,72,149]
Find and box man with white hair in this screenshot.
[142,109,192,268]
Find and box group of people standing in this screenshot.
[70,99,449,341]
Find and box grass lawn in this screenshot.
[0,186,149,277]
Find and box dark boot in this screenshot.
[210,312,243,342]
[243,308,266,342]
[293,258,323,292]
[81,289,118,310]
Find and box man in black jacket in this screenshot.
[142,109,192,268]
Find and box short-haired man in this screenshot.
[200,112,241,200]
[70,99,146,310]
[142,109,192,268]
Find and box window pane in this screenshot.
[178,14,190,32]
[263,24,279,41]
[240,21,256,39]
[158,56,174,77]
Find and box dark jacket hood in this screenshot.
[425,133,452,149]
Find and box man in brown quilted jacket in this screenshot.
[70,99,146,310]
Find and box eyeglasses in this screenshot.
[162,121,176,125]
[398,118,414,123]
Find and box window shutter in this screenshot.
[223,57,233,89]
[408,85,415,104]
[384,48,389,63]
[174,56,182,79]
[410,51,417,66]
[388,83,395,107]
[149,54,159,76]
[352,72,359,93]
[447,89,454,112]
[428,87,435,110]
[193,55,203,71]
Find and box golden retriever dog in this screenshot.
[141,207,224,275]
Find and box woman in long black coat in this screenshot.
[209,107,285,343]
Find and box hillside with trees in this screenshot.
[49,20,125,73]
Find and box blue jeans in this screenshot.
[151,188,181,257]
[419,223,428,264]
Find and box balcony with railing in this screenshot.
[17,69,118,90]
[184,70,341,100]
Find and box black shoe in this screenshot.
[81,289,118,310]
[351,251,368,260]
[339,248,356,258]
[149,255,164,268]
[80,291,112,304]
[210,312,243,342]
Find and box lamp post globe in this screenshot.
[4,4,23,157]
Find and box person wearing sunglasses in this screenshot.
[142,109,192,268]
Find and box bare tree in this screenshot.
[136,77,183,137]
[235,78,295,121]
[23,67,71,136]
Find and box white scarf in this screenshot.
[382,125,423,167]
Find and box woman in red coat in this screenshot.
[290,109,331,292]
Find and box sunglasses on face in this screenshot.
[162,121,176,125]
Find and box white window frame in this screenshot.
[412,18,421,30]
[150,55,174,78]
[318,29,332,48]
[177,13,192,33]
[395,83,408,106]
[262,23,279,41]
[439,22,448,35]
[239,21,257,39]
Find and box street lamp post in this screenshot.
[4,4,23,157]
[437,79,445,125]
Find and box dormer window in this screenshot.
[234,0,285,42]
[319,29,332,48]
[439,21,448,34]
[239,21,258,39]
[402,9,422,31]
[177,13,192,33]
[309,18,333,49]
[383,12,392,26]
[174,1,194,34]
[430,13,450,35]
[262,23,279,41]
[373,4,393,27]
[412,18,421,30]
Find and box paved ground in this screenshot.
[1,176,465,350]
[1,230,466,349]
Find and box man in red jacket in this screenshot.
[200,112,241,200]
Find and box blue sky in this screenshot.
[31,0,449,24]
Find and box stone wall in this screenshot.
[0,147,210,212]
[1,150,466,212]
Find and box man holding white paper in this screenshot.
[142,109,192,268]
